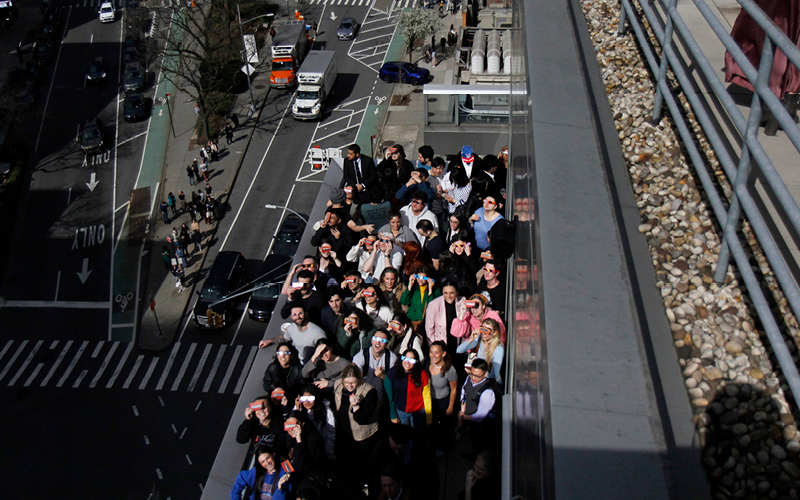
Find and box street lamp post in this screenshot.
[264,204,308,223]
[237,3,256,116]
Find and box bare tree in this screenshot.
[397,8,442,62]
[149,1,265,140]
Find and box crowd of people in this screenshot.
[232,143,512,500]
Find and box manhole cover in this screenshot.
[255,84,266,89]
[258,185,269,192]
[412,89,423,94]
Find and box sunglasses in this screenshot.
[483,199,497,206]
[298,396,315,403]
[379,238,393,244]
[372,336,388,344]
[411,200,424,205]
[276,351,291,357]
[401,356,418,364]
[454,243,465,248]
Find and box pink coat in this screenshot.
[450,309,506,344]
[425,296,466,345]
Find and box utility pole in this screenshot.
[237,3,256,115]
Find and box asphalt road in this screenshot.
[0,0,399,497]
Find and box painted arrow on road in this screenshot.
[86,173,99,192]
[77,258,92,283]
[330,12,337,21]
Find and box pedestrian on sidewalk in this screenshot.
[191,219,200,234]
[194,102,201,116]
[192,161,200,185]
[171,227,179,244]
[200,146,207,163]
[208,140,219,162]
[199,159,209,182]
[225,124,234,145]
[211,196,221,220]
[204,198,214,224]
[176,245,188,268]
[440,36,447,56]
[192,229,203,254]
[432,47,437,67]
[448,25,457,49]
[438,1,443,17]
[180,224,191,249]
[205,183,213,197]
[162,246,172,271]
[167,192,177,215]
[198,189,206,204]
[186,164,196,186]
[159,200,170,224]
[178,191,187,212]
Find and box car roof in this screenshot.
[257,254,292,282]
[341,17,355,23]
[279,216,306,232]
[206,251,245,282]
[100,2,112,7]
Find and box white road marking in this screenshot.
[0,340,13,364]
[105,342,134,388]
[139,358,160,390]
[89,341,120,387]
[72,369,88,388]
[24,363,45,387]
[201,345,226,392]
[155,342,181,390]
[122,355,145,388]
[218,345,242,393]
[170,342,197,391]
[9,340,43,386]
[56,340,87,387]
[186,344,211,391]
[41,340,73,386]
[91,340,106,358]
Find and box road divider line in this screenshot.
[41,340,72,386]
[218,345,242,393]
[35,6,72,153]
[89,341,120,387]
[105,342,134,388]
[156,342,181,390]
[202,345,226,393]
[8,340,43,386]
[139,357,160,390]
[186,344,212,391]
[233,346,257,394]
[170,342,197,391]
[56,340,87,387]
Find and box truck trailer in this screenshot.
[270,20,308,88]
[291,51,337,120]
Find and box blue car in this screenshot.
[379,62,430,85]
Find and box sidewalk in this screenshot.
[135,44,274,351]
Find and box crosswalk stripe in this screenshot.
[24,363,45,387]
[0,340,27,382]
[57,340,88,388]
[187,344,212,392]
[156,342,181,390]
[202,345,226,393]
[171,343,197,391]
[218,345,243,394]
[234,347,258,394]
[72,369,89,388]
[139,358,160,390]
[123,355,145,389]
[106,342,134,388]
[0,340,14,364]
[91,341,105,358]
[9,340,43,386]
[90,341,120,388]
[41,340,73,386]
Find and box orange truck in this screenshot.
[269,20,309,89]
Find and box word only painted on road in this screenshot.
[82,151,112,167]
[72,224,106,249]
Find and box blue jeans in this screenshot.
[397,409,426,429]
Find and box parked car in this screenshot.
[337,17,359,40]
[248,254,292,321]
[123,61,143,92]
[123,92,147,122]
[80,118,105,154]
[86,56,108,83]
[122,37,139,68]
[271,215,307,256]
[193,251,247,328]
[98,2,114,22]
[379,61,431,85]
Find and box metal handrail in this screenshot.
[617,0,800,402]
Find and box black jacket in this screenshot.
[342,154,378,202]
[262,360,305,398]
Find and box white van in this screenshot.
[98,2,114,22]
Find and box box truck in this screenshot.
[291,51,337,120]
[270,20,308,88]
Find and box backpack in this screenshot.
[360,347,390,377]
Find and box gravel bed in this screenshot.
[579,0,800,497]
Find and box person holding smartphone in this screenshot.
[400,268,441,333]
